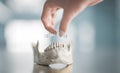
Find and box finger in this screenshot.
[51,9,56,26]
[88,0,103,6]
[52,18,55,26]
[45,25,57,34]
[59,5,87,37]
[51,8,60,26]
[41,2,57,34]
[59,10,72,37]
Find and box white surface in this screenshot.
[5,20,50,53]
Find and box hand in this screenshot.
[41,0,103,37]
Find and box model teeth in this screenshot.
[62,44,64,47]
[45,42,70,52]
[51,44,53,49]
[32,41,72,65]
[52,43,56,48]
[56,42,59,47]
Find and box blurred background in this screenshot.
[0,0,119,73]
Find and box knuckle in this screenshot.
[41,17,46,22]
[45,1,55,8]
[45,25,49,29]
[41,17,49,29]
[44,2,50,8]
[44,24,49,30]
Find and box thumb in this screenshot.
[59,11,71,37]
[59,5,87,37]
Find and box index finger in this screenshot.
[41,2,57,34]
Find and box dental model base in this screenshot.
[33,64,72,73]
[32,41,73,66]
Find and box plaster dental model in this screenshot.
[32,41,73,66]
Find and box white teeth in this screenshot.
[51,44,53,49]
[59,43,63,47]
[53,43,55,49]
[47,47,50,50]
[48,46,51,50]
[67,43,70,49]
[56,42,59,47]
[45,42,69,52]
[62,44,64,47]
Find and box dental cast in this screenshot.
[32,41,73,65]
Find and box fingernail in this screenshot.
[101,0,104,1]
[59,30,65,37]
[99,0,104,3]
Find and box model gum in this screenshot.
[32,41,73,65]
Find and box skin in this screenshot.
[41,0,103,37]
